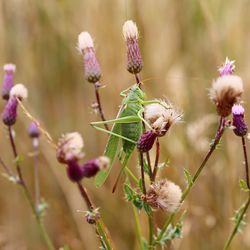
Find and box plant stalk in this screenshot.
[152,138,160,182]
[241,136,250,189]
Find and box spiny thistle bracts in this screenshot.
[123,20,143,74]
[218,57,235,76]
[137,131,157,152]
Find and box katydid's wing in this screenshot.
[95,122,121,187]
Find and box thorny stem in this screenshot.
[223,194,250,250]
[155,116,226,244]
[241,136,250,189]
[8,126,55,250]
[94,82,109,131]
[77,182,113,250]
[152,138,160,182]
[139,152,146,195]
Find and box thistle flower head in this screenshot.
[137,130,157,152]
[123,20,143,74]
[78,32,94,50]
[56,132,84,164]
[82,156,109,178]
[2,63,16,100]
[2,97,18,126]
[144,179,182,213]
[10,83,28,100]
[145,100,182,136]
[232,104,248,136]
[78,31,101,83]
[209,75,243,117]
[122,20,139,40]
[66,160,84,182]
[28,122,40,138]
[218,57,235,76]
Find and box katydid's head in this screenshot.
[129,84,145,101]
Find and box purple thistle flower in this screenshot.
[67,160,84,182]
[123,20,143,74]
[137,131,157,152]
[218,57,235,76]
[78,32,101,83]
[2,97,18,126]
[232,104,248,136]
[28,122,40,138]
[2,64,16,100]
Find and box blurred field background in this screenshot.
[1,0,250,249]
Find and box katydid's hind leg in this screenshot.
[137,108,152,130]
[91,115,140,126]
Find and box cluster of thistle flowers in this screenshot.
[122,21,183,213]
[56,132,109,183]
[210,58,247,137]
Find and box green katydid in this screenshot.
[91,84,162,189]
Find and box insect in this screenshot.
[91,83,156,189]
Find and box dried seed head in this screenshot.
[82,156,109,178]
[123,20,143,74]
[10,83,28,100]
[28,122,40,138]
[232,104,248,136]
[137,130,157,152]
[67,160,84,182]
[209,75,243,117]
[2,97,18,126]
[145,101,182,136]
[144,179,182,213]
[2,63,16,100]
[218,57,235,76]
[85,208,101,224]
[56,132,84,164]
[78,32,101,83]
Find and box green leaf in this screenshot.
[143,159,150,176]
[239,179,249,192]
[124,184,134,200]
[143,202,152,215]
[184,168,193,186]
[95,123,121,187]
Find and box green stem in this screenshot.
[96,220,113,250]
[148,215,153,249]
[125,167,139,184]
[154,117,226,245]
[223,195,250,250]
[132,205,144,250]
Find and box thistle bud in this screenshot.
[82,156,109,178]
[2,97,18,126]
[56,132,84,164]
[232,104,248,136]
[143,179,182,213]
[78,32,101,83]
[67,160,84,182]
[85,208,101,224]
[122,20,143,74]
[28,122,40,138]
[2,64,16,100]
[218,57,235,76]
[137,131,157,152]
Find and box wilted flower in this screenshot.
[218,57,235,76]
[2,63,16,100]
[10,83,28,100]
[82,156,109,178]
[123,20,143,74]
[56,132,84,164]
[210,59,243,117]
[78,32,101,83]
[143,179,182,213]
[232,104,248,136]
[145,100,182,136]
[85,208,101,224]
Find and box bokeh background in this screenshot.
[1,0,250,249]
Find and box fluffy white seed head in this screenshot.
[3,63,16,72]
[146,179,182,213]
[10,83,28,100]
[145,100,182,136]
[56,132,84,163]
[123,20,138,40]
[209,75,243,117]
[78,32,94,50]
